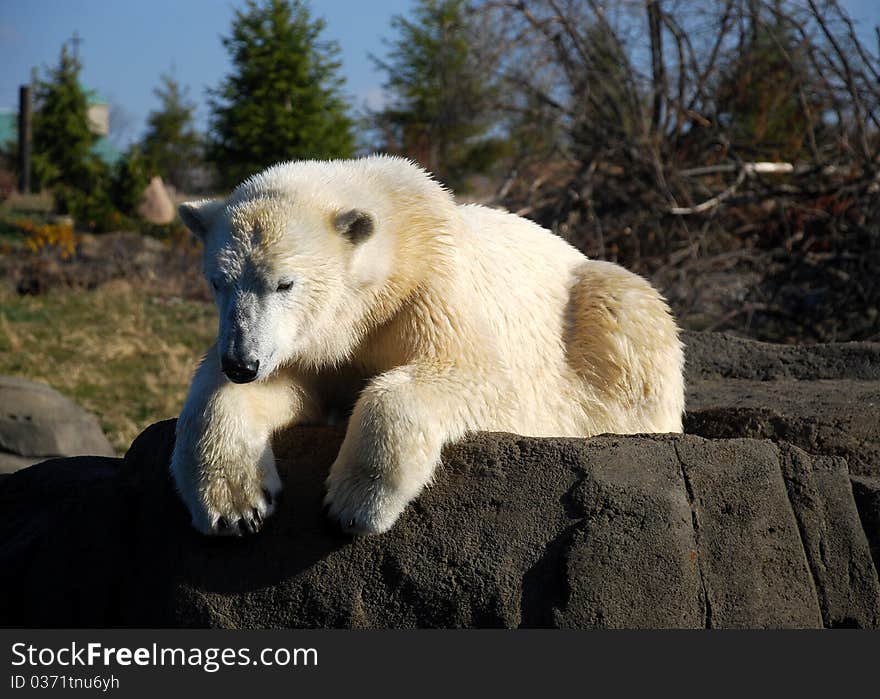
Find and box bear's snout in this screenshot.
[221,354,260,384]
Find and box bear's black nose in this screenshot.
[222,356,260,383]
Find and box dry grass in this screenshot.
[0,281,216,452]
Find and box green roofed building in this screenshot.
[0,87,121,165]
[0,109,16,149]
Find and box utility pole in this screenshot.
[71,30,83,63]
[18,85,31,195]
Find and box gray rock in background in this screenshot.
[0,375,115,473]
[683,330,880,382]
[0,452,37,475]
[137,175,175,224]
[684,333,880,477]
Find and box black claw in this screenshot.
[234,519,246,536]
[217,516,230,531]
[252,509,263,527]
[262,489,274,506]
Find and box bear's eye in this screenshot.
[276,280,294,292]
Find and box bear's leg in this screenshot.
[324,363,492,535]
[566,260,685,433]
[170,346,315,535]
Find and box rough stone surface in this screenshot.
[1,419,877,629]
[0,376,115,472]
[682,331,880,382]
[672,438,822,628]
[777,446,879,628]
[685,378,880,477]
[852,476,880,579]
[0,455,126,626]
[684,333,880,477]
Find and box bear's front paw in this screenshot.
[323,462,413,536]
[199,471,281,537]
[172,443,283,536]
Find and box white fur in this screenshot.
[170,155,685,536]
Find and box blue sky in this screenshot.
[1,0,878,147]
[0,0,411,144]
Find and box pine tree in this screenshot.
[371,0,501,190]
[142,73,202,190]
[207,0,354,188]
[31,42,97,190]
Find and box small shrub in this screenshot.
[54,184,133,234]
[137,219,190,243]
[16,218,78,260]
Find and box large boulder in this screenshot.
[0,420,877,629]
[0,376,115,473]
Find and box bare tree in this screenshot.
[477,0,880,342]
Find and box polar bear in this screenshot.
[171,155,684,536]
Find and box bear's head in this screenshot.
[178,161,403,381]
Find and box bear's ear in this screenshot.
[178,199,224,240]
[334,209,375,244]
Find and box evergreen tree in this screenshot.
[371,0,501,190]
[208,0,354,188]
[109,147,152,217]
[142,73,202,190]
[31,42,97,190]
